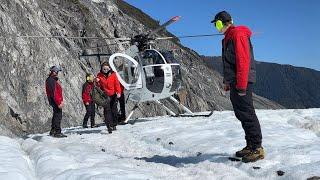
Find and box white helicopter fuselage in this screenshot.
[109,45,181,103]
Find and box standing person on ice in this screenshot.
[45,66,67,138]
[82,73,97,128]
[96,62,121,133]
[211,11,264,162]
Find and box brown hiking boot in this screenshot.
[242,147,265,163]
[235,146,252,158]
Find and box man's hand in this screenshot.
[58,102,64,109]
[85,102,89,106]
[224,83,230,91]
[116,93,121,98]
[95,78,100,82]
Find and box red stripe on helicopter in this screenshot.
[172,16,181,21]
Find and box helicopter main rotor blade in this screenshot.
[155,33,223,40]
[148,16,181,37]
[155,31,262,40]
[0,35,131,41]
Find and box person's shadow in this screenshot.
[134,153,230,167]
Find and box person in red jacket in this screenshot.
[82,73,97,128]
[45,66,67,138]
[96,62,121,133]
[211,11,264,162]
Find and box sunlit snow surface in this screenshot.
[1,109,320,180]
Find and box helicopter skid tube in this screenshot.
[169,96,193,114]
[124,104,139,123]
[155,100,176,116]
[171,111,214,118]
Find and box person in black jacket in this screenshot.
[211,11,264,163]
[45,66,67,138]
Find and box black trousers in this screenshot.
[104,94,118,128]
[230,83,262,149]
[83,102,96,126]
[50,102,62,134]
[118,92,126,119]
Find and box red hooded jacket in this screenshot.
[82,82,94,104]
[45,76,63,106]
[223,25,256,91]
[97,72,122,96]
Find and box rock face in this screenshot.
[0,0,282,136]
[203,56,320,108]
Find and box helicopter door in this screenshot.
[109,53,142,90]
[141,49,167,93]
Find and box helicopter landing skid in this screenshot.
[124,104,139,124]
[171,111,214,118]
[159,97,214,118]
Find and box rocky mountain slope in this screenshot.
[0,0,282,136]
[203,56,320,108]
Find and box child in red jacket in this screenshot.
[82,73,97,128]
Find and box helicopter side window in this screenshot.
[142,50,165,65]
[161,51,178,64]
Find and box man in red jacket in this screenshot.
[212,11,264,162]
[82,73,97,128]
[96,62,121,133]
[45,66,67,138]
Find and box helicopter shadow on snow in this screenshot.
[134,153,231,167]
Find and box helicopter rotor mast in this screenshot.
[131,16,182,51]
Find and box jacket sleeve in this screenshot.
[82,83,90,104]
[54,81,63,106]
[234,32,250,91]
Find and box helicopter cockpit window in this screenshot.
[141,50,165,66]
[112,56,140,85]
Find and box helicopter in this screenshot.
[79,16,215,122]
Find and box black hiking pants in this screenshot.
[103,94,118,128]
[230,83,262,149]
[50,102,62,134]
[118,92,126,120]
[83,102,96,127]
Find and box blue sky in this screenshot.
[125,0,320,71]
